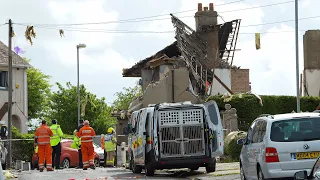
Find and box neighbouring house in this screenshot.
[0,41,31,134]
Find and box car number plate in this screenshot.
[296,152,320,160]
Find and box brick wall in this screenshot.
[231,69,250,93]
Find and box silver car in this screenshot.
[237,112,320,180]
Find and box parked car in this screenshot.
[93,142,105,165]
[32,139,100,169]
[294,156,320,179]
[237,112,320,180]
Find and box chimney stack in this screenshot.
[194,2,219,69]
[198,3,202,11]
[209,3,214,11]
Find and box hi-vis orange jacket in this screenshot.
[77,125,96,143]
[35,124,53,145]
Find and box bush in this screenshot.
[11,127,73,164]
[207,94,320,131]
[224,131,247,162]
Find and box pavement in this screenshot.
[10,162,240,180]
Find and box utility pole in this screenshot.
[7,19,13,168]
[77,46,80,127]
[295,0,300,112]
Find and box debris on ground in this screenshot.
[4,170,18,179]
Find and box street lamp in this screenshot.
[77,43,86,127]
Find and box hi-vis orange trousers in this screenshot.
[38,144,53,170]
[81,142,94,168]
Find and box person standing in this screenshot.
[76,119,84,169]
[50,119,64,169]
[35,120,53,172]
[104,127,117,167]
[77,120,96,170]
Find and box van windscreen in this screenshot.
[271,117,320,142]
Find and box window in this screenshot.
[0,71,8,89]
[252,121,261,143]
[271,117,320,142]
[246,121,256,144]
[206,103,219,125]
[258,120,267,142]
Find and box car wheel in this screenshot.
[94,158,100,167]
[257,167,265,180]
[132,161,142,174]
[240,164,246,180]
[2,162,6,170]
[62,158,70,169]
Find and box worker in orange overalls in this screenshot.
[77,120,96,170]
[34,120,54,172]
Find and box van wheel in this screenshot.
[205,159,216,173]
[132,162,142,174]
[257,167,265,180]
[145,163,155,176]
[129,153,133,170]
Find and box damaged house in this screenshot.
[122,3,250,112]
[114,3,251,142]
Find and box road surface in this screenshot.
[12,163,240,180]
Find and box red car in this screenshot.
[32,139,100,169]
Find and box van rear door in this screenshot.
[203,100,224,157]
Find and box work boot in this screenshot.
[47,168,54,171]
[39,169,44,172]
[83,167,88,170]
[89,165,96,170]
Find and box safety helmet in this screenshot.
[107,127,115,134]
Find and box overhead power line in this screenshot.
[12,0,302,27]
[13,14,320,34]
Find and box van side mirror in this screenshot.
[237,138,245,145]
[294,170,307,180]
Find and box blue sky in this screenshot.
[0,0,318,104]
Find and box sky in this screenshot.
[0,0,318,104]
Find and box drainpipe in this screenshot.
[171,69,175,103]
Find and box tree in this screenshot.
[113,85,142,110]
[27,64,51,119]
[48,82,116,134]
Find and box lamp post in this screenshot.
[295,0,300,112]
[76,43,86,126]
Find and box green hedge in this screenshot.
[11,127,73,165]
[12,127,34,163]
[207,94,320,131]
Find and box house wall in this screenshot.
[0,66,28,134]
[142,67,199,107]
[231,69,250,93]
[303,69,320,96]
[304,30,320,69]
[210,69,231,95]
[210,68,250,95]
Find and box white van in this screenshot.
[127,101,224,176]
[238,113,320,180]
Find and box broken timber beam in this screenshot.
[213,74,234,95]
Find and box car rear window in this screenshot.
[271,117,320,142]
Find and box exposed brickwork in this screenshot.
[231,69,250,93]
